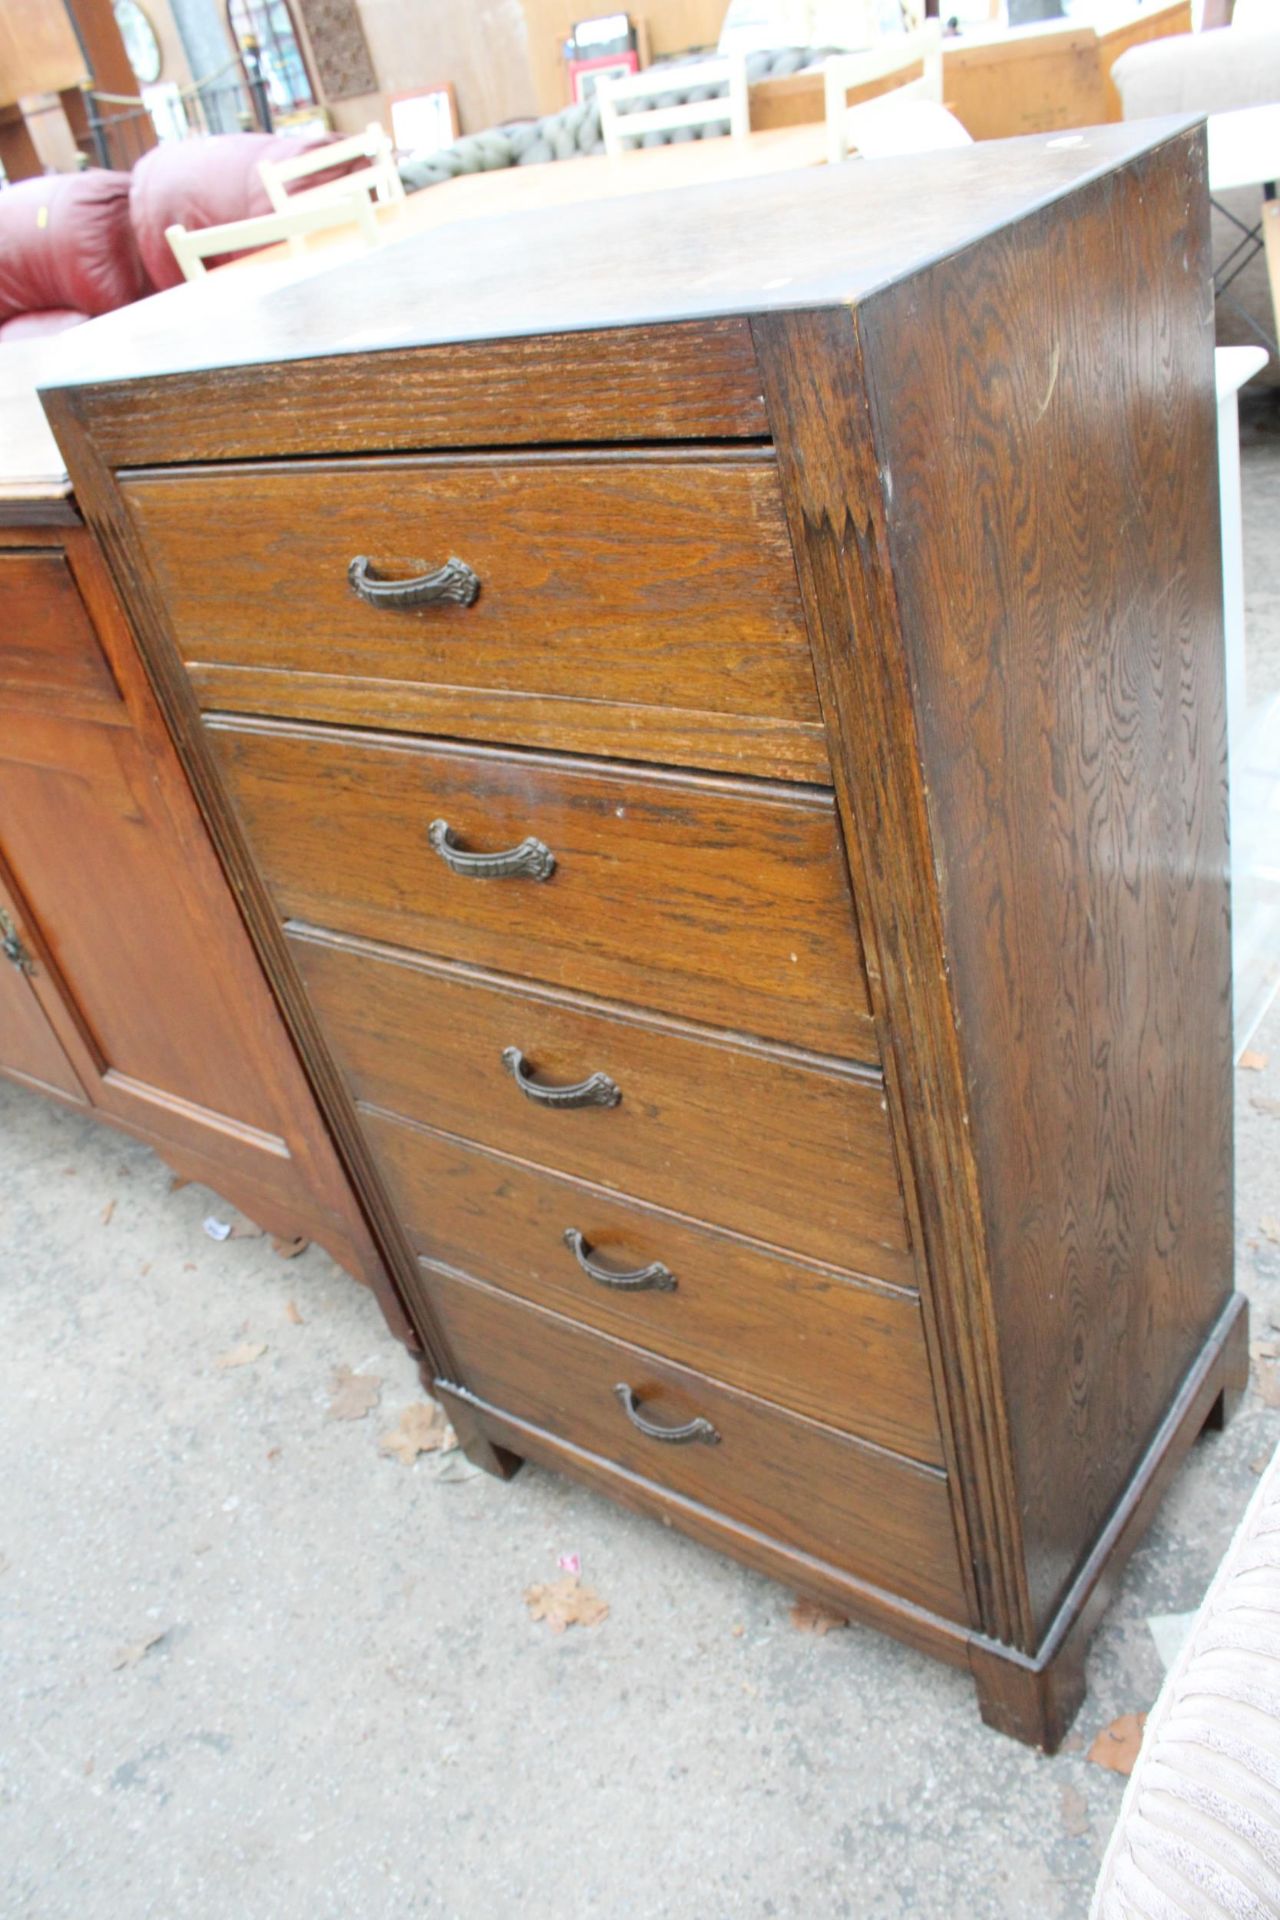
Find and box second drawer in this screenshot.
[364,1105,941,1461]
[209,716,877,1061]
[291,926,914,1283]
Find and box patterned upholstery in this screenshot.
[1091,1448,1280,1918]
[398,47,840,191]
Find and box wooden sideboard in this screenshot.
[42,117,1245,1747]
[749,1,1193,140]
[0,346,413,1346]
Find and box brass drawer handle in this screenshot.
[564,1227,676,1292]
[429,819,555,882]
[347,554,480,609]
[502,1046,620,1110]
[614,1383,720,1446]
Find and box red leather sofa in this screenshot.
[0,131,347,342]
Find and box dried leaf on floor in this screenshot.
[272,1235,308,1259]
[1261,1217,1280,1245]
[379,1401,456,1464]
[327,1364,382,1421]
[1087,1713,1147,1777]
[524,1574,609,1633]
[228,1217,264,1241]
[1251,1338,1280,1361]
[1240,1049,1270,1072]
[789,1595,849,1636]
[111,1628,168,1670]
[216,1341,267,1370]
[1060,1783,1090,1837]
[1251,1449,1273,1475]
[284,1300,304,1326]
[1253,1095,1280,1118]
[1257,1360,1280,1409]
[100,1199,116,1226]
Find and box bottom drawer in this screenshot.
[424,1267,969,1624]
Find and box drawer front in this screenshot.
[123,455,830,782]
[0,550,122,715]
[426,1267,968,1624]
[292,928,913,1284]
[213,718,877,1062]
[365,1107,940,1460]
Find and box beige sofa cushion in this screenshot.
[1090,1447,1280,1918]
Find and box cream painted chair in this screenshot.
[824,24,970,163]
[164,191,379,282]
[597,53,750,157]
[258,120,404,212]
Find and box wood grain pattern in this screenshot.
[56,320,768,468]
[755,305,1020,1646]
[210,717,877,1061]
[425,1265,968,1622]
[291,927,912,1283]
[363,1104,939,1457]
[859,127,1231,1643]
[187,667,831,785]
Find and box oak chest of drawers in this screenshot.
[44,118,1246,1746]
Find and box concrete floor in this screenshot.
[3,444,1280,1920]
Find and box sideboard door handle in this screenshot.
[614,1383,720,1445]
[0,907,34,975]
[347,554,480,609]
[429,819,555,881]
[564,1227,676,1292]
[501,1046,620,1110]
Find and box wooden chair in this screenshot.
[824,24,957,164]
[598,53,750,158]
[165,192,379,282]
[258,121,405,212]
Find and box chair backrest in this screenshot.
[824,23,945,163]
[597,53,750,157]
[258,120,404,211]
[165,190,378,282]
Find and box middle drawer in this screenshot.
[209,717,878,1061]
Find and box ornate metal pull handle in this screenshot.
[429,819,555,882]
[0,907,33,975]
[563,1228,676,1292]
[347,554,480,610]
[614,1383,720,1445]
[502,1047,620,1110]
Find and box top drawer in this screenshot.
[120,453,830,783]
